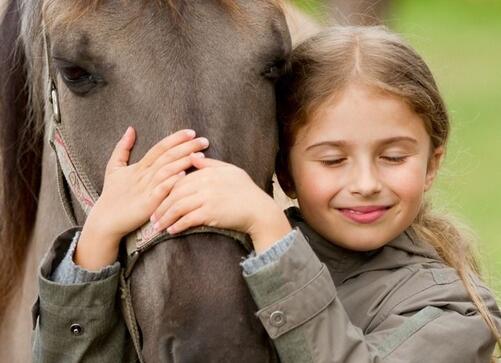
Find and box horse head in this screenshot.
[1,0,292,361]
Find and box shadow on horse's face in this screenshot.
[42,1,290,361]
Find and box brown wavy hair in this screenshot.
[275,26,501,359]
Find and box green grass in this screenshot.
[292,0,501,289]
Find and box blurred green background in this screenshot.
[293,0,501,290]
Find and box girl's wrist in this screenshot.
[249,203,292,254]
[75,208,124,271]
[85,202,124,242]
[75,223,121,271]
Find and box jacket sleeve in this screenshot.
[32,227,137,363]
[243,228,501,363]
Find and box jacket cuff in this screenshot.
[38,227,121,306]
[243,228,336,339]
[240,229,297,275]
[33,228,122,331]
[51,230,121,284]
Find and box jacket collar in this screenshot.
[285,207,443,284]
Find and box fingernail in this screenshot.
[150,215,157,223]
[178,171,186,177]
[153,222,161,231]
[167,226,176,234]
[199,137,209,147]
[186,129,196,137]
[192,152,205,158]
[124,126,132,136]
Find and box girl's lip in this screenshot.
[337,206,392,224]
[339,205,391,213]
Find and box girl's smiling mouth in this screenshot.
[337,205,393,224]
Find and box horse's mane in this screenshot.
[0,0,43,322]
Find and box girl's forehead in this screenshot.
[295,83,430,148]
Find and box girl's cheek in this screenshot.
[381,162,428,199]
[298,166,343,200]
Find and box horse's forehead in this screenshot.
[45,0,286,55]
[45,0,290,81]
[43,0,282,29]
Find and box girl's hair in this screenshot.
[275,26,501,357]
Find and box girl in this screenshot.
[34,26,501,362]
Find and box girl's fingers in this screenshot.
[107,127,136,170]
[139,129,197,168]
[190,155,229,169]
[148,154,202,187]
[153,195,203,232]
[150,172,186,205]
[166,209,206,235]
[150,178,198,222]
[148,137,209,173]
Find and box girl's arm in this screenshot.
[32,228,136,363]
[241,228,501,362]
[33,128,209,362]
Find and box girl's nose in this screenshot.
[348,161,383,197]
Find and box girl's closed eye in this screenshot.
[380,155,408,163]
[319,157,346,166]
[318,155,408,166]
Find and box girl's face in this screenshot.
[289,83,443,251]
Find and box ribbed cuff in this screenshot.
[240,229,297,276]
[50,230,121,284]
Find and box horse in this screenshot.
[0,0,322,361]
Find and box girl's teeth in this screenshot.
[348,209,364,215]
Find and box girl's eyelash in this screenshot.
[319,156,407,165]
[320,159,345,166]
[382,156,407,162]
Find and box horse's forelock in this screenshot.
[43,0,236,25]
[42,0,283,26]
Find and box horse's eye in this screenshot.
[54,58,104,95]
[60,65,91,83]
[262,59,288,81]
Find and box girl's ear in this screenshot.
[424,146,444,191]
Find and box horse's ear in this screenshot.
[0,0,42,320]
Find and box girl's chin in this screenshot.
[323,225,398,251]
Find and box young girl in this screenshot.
[34,26,501,362]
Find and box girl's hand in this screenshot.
[150,156,292,253]
[75,127,209,270]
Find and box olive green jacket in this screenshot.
[32,208,501,362]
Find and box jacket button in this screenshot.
[70,323,83,336]
[269,310,286,327]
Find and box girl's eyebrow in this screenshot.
[379,136,418,146]
[306,136,418,151]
